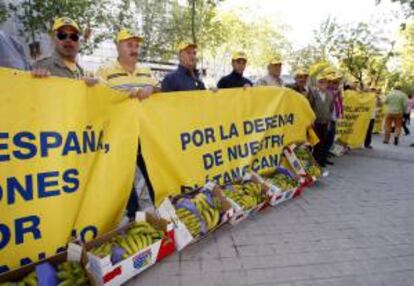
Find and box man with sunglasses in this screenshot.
[32,17,95,84]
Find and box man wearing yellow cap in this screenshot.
[256,57,283,87]
[32,17,85,79]
[96,29,158,100]
[161,42,206,92]
[324,73,344,164]
[217,51,253,89]
[287,69,309,97]
[308,72,333,168]
[97,29,159,216]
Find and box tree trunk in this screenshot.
[191,0,196,44]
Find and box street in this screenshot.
[129,131,414,286]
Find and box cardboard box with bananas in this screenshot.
[329,140,348,157]
[84,212,175,286]
[283,143,321,186]
[221,173,270,224]
[157,182,233,251]
[0,243,90,286]
[262,166,301,206]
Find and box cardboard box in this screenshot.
[157,183,233,251]
[0,243,88,285]
[221,173,270,224]
[262,168,300,206]
[283,143,319,184]
[85,212,175,286]
[330,141,348,157]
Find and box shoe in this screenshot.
[325,160,334,165]
[383,141,389,144]
[410,143,414,147]
[394,137,399,146]
[365,145,373,149]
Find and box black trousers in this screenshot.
[324,120,336,155]
[364,119,375,147]
[313,122,329,166]
[126,143,155,219]
[402,113,411,135]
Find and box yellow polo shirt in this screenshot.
[96,60,157,91]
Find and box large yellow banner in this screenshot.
[0,68,139,273]
[337,90,376,148]
[139,87,315,205]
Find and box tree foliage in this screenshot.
[8,0,112,55]
[0,0,7,24]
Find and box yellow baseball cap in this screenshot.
[116,29,143,44]
[316,72,329,81]
[309,61,331,77]
[295,68,309,76]
[52,17,80,32]
[269,56,282,65]
[232,51,247,61]
[327,74,342,81]
[177,42,198,52]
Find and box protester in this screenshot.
[256,56,283,86]
[364,88,381,149]
[96,28,159,217]
[31,17,97,85]
[286,69,309,97]
[217,51,253,89]
[402,94,412,135]
[323,72,343,164]
[161,42,206,92]
[0,30,30,70]
[308,72,333,167]
[383,86,409,145]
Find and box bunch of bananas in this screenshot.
[266,173,298,190]
[306,165,321,177]
[223,182,263,210]
[90,221,164,260]
[89,241,113,258]
[56,262,88,286]
[191,193,220,231]
[295,147,321,177]
[175,206,202,237]
[0,271,37,286]
[0,262,88,286]
[174,192,221,237]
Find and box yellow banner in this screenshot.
[0,68,139,273]
[139,87,315,205]
[337,90,376,148]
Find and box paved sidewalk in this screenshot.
[128,132,414,286]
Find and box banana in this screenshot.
[126,235,139,253]
[117,237,134,254]
[202,208,213,230]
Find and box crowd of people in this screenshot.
[1,17,413,219]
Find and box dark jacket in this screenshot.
[161,65,206,92]
[308,87,333,124]
[217,71,253,89]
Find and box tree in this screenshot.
[377,0,414,17]
[207,10,290,75]
[8,0,112,57]
[0,0,7,24]
[288,45,325,73]
[313,16,339,61]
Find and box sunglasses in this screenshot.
[56,32,80,42]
